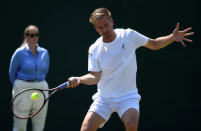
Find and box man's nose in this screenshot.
[102,27,107,34]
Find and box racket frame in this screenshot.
[11,81,69,119]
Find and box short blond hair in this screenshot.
[89,8,112,25]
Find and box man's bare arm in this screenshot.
[67,71,101,88]
[144,23,194,50]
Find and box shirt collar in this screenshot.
[25,43,40,52]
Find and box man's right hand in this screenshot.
[67,77,80,88]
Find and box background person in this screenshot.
[9,25,50,131]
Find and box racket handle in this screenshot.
[57,81,70,90]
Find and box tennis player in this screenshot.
[9,25,50,131]
[67,8,194,131]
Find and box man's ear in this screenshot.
[111,18,114,26]
[93,25,97,30]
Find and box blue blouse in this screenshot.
[9,44,50,86]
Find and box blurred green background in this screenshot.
[2,0,201,130]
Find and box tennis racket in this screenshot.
[12,81,70,119]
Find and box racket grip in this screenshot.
[57,81,70,90]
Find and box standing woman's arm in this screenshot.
[9,50,21,86]
[44,49,50,75]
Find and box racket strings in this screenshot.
[12,90,45,119]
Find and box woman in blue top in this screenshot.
[9,25,50,131]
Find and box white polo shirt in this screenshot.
[88,28,149,101]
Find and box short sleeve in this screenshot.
[126,28,149,49]
[88,44,101,72]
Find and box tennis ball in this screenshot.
[31,92,40,101]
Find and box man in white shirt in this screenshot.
[67,8,194,131]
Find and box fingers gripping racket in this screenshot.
[12,81,70,119]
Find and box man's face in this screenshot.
[94,16,114,38]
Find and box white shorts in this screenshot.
[88,96,140,128]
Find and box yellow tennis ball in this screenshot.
[31,92,40,101]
